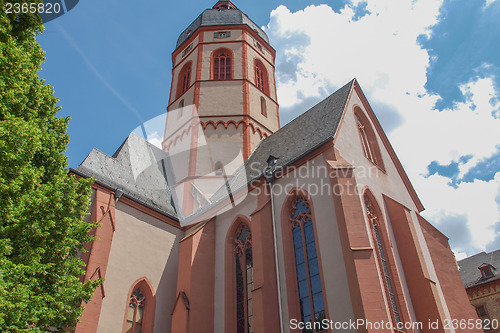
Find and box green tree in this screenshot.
[0,1,99,331]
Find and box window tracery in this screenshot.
[125,288,145,333]
[213,49,232,80]
[364,194,401,325]
[354,107,385,171]
[177,63,192,99]
[356,115,374,163]
[235,224,253,333]
[290,196,326,332]
[254,60,268,94]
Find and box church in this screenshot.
[70,1,480,332]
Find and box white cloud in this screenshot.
[266,1,442,109]
[265,1,500,255]
[131,112,167,149]
[455,251,468,261]
[485,0,498,8]
[392,76,500,178]
[401,77,500,252]
[146,131,163,149]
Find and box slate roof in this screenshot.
[74,80,354,225]
[72,133,177,219]
[458,250,500,288]
[176,8,269,50]
[204,79,354,215]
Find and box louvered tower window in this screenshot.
[177,63,192,99]
[213,49,232,80]
[254,59,268,94]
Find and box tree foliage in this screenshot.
[0,1,99,331]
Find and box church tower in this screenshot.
[163,1,279,161]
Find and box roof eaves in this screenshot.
[69,167,179,222]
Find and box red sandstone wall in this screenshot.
[249,191,280,332]
[418,214,481,333]
[75,187,115,333]
[325,154,392,333]
[384,195,445,332]
[172,219,216,333]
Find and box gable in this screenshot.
[333,80,424,212]
[73,133,178,219]
[206,80,354,205]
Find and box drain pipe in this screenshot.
[264,164,284,333]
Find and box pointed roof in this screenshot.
[458,250,500,288]
[74,78,426,224]
[243,79,354,181]
[73,81,353,226]
[207,78,424,214]
[208,80,354,204]
[72,133,177,219]
[176,3,269,50]
[212,1,238,10]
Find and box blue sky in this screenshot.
[36,0,500,258]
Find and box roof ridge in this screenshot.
[267,79,355,140]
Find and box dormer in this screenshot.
[478,263,495,280]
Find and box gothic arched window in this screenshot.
[254,59,268,94]
[260,96,267,117]
[125,287,145,333]
[363,192,401,325]
[177,62,192,99]
[289,196,326,331]
[234,224,253,333]
[354,107,385,171]
[123,279,155,333]
[213,49,232,80]
[356,114,374,163]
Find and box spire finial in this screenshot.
[212,1,237,10]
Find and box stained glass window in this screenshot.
[214,49,232,80]
[235,224,253,333]
[364,195,401,324]
[125,288,145,333]
[290,197,326,332]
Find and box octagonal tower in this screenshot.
[163,1,279,162]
